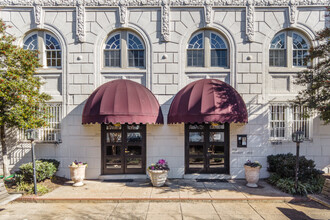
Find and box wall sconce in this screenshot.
[237,135,247,148]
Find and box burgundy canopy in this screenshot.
[82,79,163,124]
[168,79,248,124]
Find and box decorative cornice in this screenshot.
[0,0,327,7]
[161,0,170,42]
[76,1,85,42]
[246,0,254,42]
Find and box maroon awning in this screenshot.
[168,79,248,124]
[82,79,163,124]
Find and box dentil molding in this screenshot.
[0,0,327,43]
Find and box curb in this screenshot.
[15,196,311,203]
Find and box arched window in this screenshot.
[23,31,62,68]
[187,30,228,68]
[104,31,145,68]
[269,31,309,68]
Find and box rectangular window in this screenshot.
[211,49,227,67]
[269,49,286,67]
[187,50,204,67]
[19,103,62,142]
[269,104,311,141]
[104,50,121,67]
[128,50,144,68]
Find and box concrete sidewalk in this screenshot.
[16,179,308,203]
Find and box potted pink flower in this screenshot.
[147,159,170,187]
[69,160,88,187]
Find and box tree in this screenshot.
[0,20,51,177]
[294,26,330,124]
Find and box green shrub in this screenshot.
[15,160,58,184]
[267,154,325,195]
[39,159,60,171]
[267,153,323,182]
[16,182,50,195]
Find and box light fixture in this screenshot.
[292,130,304,143]
[26,129,39,141]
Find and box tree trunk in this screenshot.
[0,125,10,177]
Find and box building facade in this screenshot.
[0,0,329,179]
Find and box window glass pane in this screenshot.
[208,145,224,156]
[106,158,121,169]
[209,158,224,168]
[188,33,203,49]
[189,124,204,130]
[106,145,121,156]
[189,158,204,169]
[126,158,142,169]
[211,49,227,67]
[187,50,204,67]
[128,33,144,49]
[292,33,308,49]
[210,123,224,129]
[127,132,142,143]
[106,132,122,143]
[128,50,144,67]
[23,34,38,50]
[209,132,224,142]
[125,146,142,155]
[189,145,203,155]
[269,49,286,67]
[270,33,285,49]
[107,124,122,130]
[189,132,204,142]
[45,34,61,50]
[127,125,140,130]
[105,34,121,49]
[210,33,226,49]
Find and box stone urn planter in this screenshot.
[69,161,87,187]
[244,160,262,188]
[148,170,169,187]
[147,159,170,187]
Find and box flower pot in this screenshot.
[244,165,261,188]
[69,165,86,187]
[148,170,168,187]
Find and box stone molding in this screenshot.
[1,0,326,43]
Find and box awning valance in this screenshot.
[168,79,248,124]
[82,79,164,124]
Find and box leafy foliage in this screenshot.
[148,159,170,171]
[16,182,50,195]
[244,160,262,168]
[0,20,51,129]
[294,25,330,124]
[15,160,59,184]
[267,153,325,195]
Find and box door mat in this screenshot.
[196,179,228,182]
[103,179,134,182]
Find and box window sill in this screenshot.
[36,68,62,73]
[269,139,313,144]
[101,68,146,73]
[269,67,306,73]
[185,67,230,73]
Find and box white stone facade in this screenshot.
[0,0,329,179]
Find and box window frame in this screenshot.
[23,31,62,69]
[186,30,229,69]
[269,103,312,141]
[269,30,310,69]
[103,30,145,69]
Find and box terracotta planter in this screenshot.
[244,165,261,188]
[69,165,86,187]
[148,170,168,187]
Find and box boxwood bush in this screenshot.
[15,159,60,184]
[267,153,324,195]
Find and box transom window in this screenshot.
[187,30,228,68]
[269,31,309,68]
[23,31,62,68]
[104,31,145,68]
[269,103,311,141]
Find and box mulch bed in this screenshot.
[4,176,69,196]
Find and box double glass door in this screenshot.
[101,124,146,174]
[185,123,229,174]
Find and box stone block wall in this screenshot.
[0,1,328,179]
